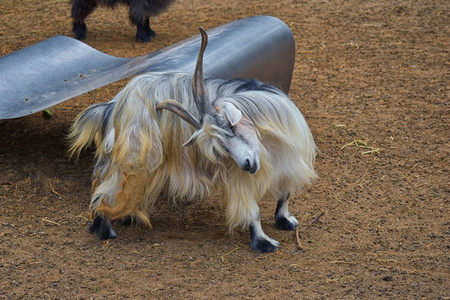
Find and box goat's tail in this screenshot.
[67,102,113,159]
[77,78,165,222]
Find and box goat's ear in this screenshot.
[218,102,242,126]
[156,99,201,129]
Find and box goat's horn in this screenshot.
[156,99,201,129]
[192,27,214,117]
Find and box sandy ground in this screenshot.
[0,0,449,298]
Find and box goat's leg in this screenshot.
[129,4,152,42]
[274,192,298,230]
[120,216,134,226]
[89,213,117,240]
[71,0,97,40]
[225,187,279,252]
[135,22,151,42]
[249,216,280,253]
[143,18,156,38]
[88,170,122,240]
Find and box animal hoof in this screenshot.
[275,215,298,231]
[73,23,87,40]
[120,216,134,226]
[146,29,156,38]
[136,32,151,42]
[251,237,279,253]
[89,215,117,240]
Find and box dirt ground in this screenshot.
[0,0,449,298]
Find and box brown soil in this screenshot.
[0,0,449,298]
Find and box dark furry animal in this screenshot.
[71,0,175,42]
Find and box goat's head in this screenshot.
[156,28,260,174]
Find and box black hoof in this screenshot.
[146,28,156,38]
[251,238,279,253]
[275,216,298,231]
[249,225,279,253]
[89,215,117,240]
[120,216,134,226]
[142,19,156,38]
[136,32,151,42]
[73,23,87,40]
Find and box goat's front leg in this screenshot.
[225,188,279,252]
[88,169,124,240]
[249,216,279,253]
[71,0,96,40]
[136,21,151,42]
[274,192,298,230]
[89,213,117,240]
[136,19,155,42]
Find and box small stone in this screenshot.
[382,275,393,281]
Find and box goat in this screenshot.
[71,0,175,42]
[68,28,317,252]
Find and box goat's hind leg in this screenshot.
[144,19,156,38]
[274,192,298,230]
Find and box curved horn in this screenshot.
[156,99,201,129]
[192,27,214,117]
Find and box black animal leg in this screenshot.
[144,18,156,38]
[73,23,88,40]
[249,217,279,253]
[89,215,117,240]
[274,192,298,230]
[71,0,97,40]
[136,21,151,42]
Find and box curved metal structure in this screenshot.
[0,16,295,120]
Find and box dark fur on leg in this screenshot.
[89,215,117,240]
[136,21,151,42]
[274,193,298,231]
[73,23,88,40]
[275,215,298,230]
[71,0,97,40]
[135,18,156,42]
[117,216,149,227]
[144,19,156,38]
[71,0,175,41]
[119,216,134,226]
[249,225,278,253]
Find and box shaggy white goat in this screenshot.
[68,28,317,252]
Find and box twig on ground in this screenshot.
[220,247,240,262]
[341,139,380,155]
[330,260,357,264]
[190,259,202,266]
[41,218,61,226]
[101,240,111,251]
[49,181,62,196]
[296,212,325,251]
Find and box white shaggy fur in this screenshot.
[68,29,316,252]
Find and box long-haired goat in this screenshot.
[68,28,317,252]
[71,0,175,42]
